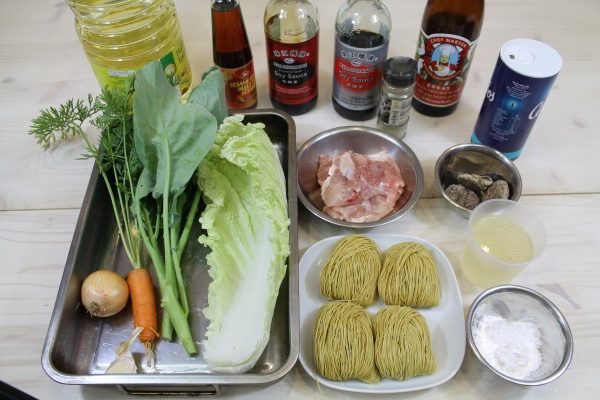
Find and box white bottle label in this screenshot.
[378,95,412,126]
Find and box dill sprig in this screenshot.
[29,94,101,150]
[28,80,143,268]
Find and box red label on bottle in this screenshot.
[266,34,319,106]
[414,29,477,107]
[334,59,380,92]
[220,61,257,109]
[332,37,388,111]
[414,75,466,107]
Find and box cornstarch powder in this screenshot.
[473,314,543,379]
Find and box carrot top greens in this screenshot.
[29,80,143,269]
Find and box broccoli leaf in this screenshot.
[188,66,228,126]
[133,61,217,198]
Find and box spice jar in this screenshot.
[377,57,417,139]
[66,0,192,95]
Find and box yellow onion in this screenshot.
[81,270,129,317]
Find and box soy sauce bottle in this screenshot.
[264,0,319,115]
[332,0,391,121]
[412,0,485,117]
[211,0,257,109]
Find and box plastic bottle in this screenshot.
[66,0,192,94]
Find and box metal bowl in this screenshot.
[467,285,574,386]
[435,143,522,218]
[296,126,424,228]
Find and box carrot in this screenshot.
[127,268,158,343]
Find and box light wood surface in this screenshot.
[1,0,599,399]
[1,197,599,399]
[1,0,599,211]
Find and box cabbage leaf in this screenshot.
[197,115,290,373]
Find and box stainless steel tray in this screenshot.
[41,109,299,396]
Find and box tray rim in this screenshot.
[41,108,300,386]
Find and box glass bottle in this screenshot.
[332,0,391,121]
[264,0,319,115]
[377,57,417,139]
[66,0,193,95]
[412,0,485,117]
[211,0,258,109]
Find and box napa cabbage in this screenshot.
[197,115,290,373]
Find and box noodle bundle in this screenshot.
[378,242,440,307]
[373,306,436,380]
[320,235,380,307]
[313,301,379,383]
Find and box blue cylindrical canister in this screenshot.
[471,39,562,159]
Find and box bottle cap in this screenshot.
[383,57,417,87]
[501,38,562,78]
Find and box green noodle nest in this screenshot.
[373,306,436,380]
[313,301,379,383]
[320,235,380,307]
[378,242,440,307]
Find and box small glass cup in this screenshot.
[461,199,546,288]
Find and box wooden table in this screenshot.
[1,0,599,398]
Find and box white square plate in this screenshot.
[298,234,465,393]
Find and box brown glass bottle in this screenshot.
[211,0,257,109]
[264,0,319,116]
[412,0,484,117]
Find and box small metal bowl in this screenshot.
[296,126,424,228]
[435,143,522,218]
[467,285,574,386]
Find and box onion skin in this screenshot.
[81,270,129,317]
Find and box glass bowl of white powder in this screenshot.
[467,285,573,385]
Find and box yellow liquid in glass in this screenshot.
[461,216,534,287]
[473,216,533,263]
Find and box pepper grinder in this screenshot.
[377,57,418,140]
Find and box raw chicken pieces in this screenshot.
[317,151,405,223]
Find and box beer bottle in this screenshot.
[264,0,319,115]
[412,0,484,117]
[332,0,391,121]
[211,0,258,109]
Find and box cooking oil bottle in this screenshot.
[66,0,192,95]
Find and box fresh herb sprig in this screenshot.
[29,94,100,150]
[29,81,143,269]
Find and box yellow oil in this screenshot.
[67,0,192,94]
[461,216,534,287]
